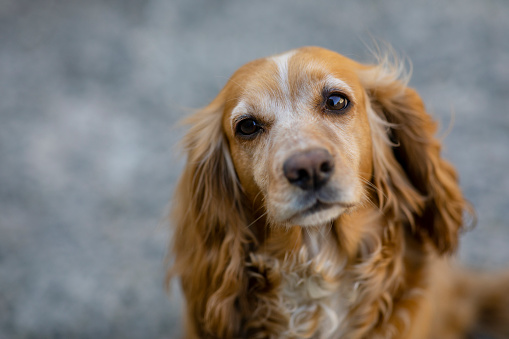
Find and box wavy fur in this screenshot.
[168,47,509,339]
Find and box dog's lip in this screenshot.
[294,200,355,218]
[302,201,332,216]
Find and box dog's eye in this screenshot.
[236,118,261,137]
[325,93,349,111]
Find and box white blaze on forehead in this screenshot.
[270,50,296,105]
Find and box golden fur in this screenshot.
[168,47,509,338]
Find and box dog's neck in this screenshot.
[246,205,404,338]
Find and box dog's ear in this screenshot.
[359,63,468,254]
[168,91,253,338]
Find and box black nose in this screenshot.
[283,148,334,191]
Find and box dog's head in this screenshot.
[222,48,373,228]
[171,47,467,336]
[180,46,465,252]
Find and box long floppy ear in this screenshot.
[359,61,468,255]
[168,91,253,338]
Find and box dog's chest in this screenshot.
[276,240,349,338]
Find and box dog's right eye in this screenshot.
[236,118,261,137]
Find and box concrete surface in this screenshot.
[0,0,508,338]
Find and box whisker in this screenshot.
[251,191,266,215]
[246,211,268,229]
[358,175,388,202]
[304,227,313,248]
[325,221,334,239]
[359,190,379,210]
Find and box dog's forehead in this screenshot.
[225,47,363,120]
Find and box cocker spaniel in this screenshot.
[168,47,509,339]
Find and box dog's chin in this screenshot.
[287,204,347,227]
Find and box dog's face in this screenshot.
[221,47,373,227]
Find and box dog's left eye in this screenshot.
[236,118,261,137]
[325,93,349,111]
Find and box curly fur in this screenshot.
[168,47,509,339]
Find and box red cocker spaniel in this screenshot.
[168,47,509,339]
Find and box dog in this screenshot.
[168,47,509,338]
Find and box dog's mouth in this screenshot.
[286,199,355,227]
[302,201,335,216]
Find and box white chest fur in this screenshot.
[277,231,349,339]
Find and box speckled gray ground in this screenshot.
[0,0,508,338]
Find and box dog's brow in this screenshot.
[324,75,354,95]
[230,101,249,126]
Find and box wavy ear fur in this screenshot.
[360,62,467,255]
[168,91,253,338]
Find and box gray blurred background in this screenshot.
[1,0,508,338]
